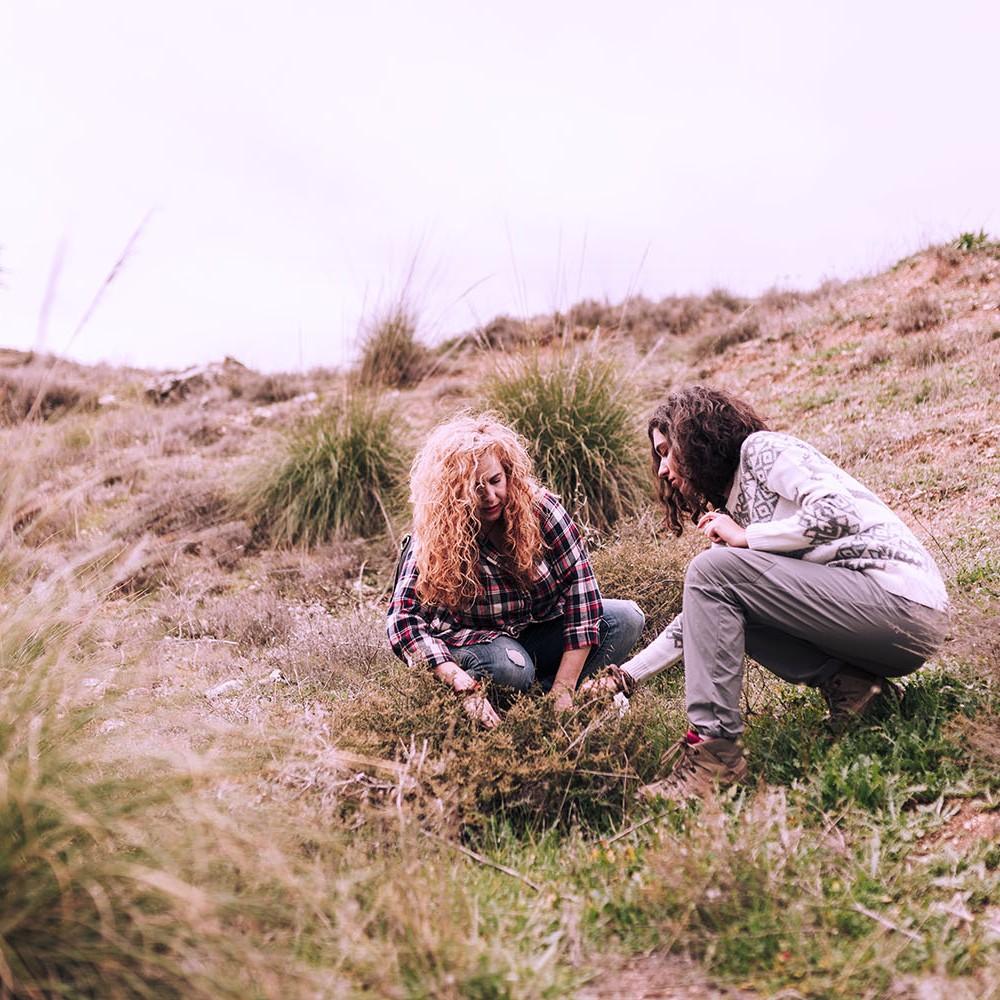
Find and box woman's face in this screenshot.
[651,428,685,493]
[474,452,508,526]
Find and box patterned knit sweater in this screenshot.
[622,430,949,683]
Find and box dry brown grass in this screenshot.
[893,293,946,333]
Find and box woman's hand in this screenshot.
[550,683,575,714]
[437,664,501,729]
[579,664,636,697]
[579,674,619,696]
[462,690,501,729]
[697,511,748,547]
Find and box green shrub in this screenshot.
[483,350,646,531]
[322,664,675,837]
[240,394,405,546]
[357,306,428,388]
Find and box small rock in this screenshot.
[267,668,289,684]
[98,393,117,407]
[99,718,126,734]
[205,679,244,699]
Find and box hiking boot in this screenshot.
[637,733,748,804]
[819,666,901,734]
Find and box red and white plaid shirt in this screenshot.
[387,491,603,669]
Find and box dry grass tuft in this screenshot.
[900,332,958,369]
[357,305,429,388]
[0,363,100,425]
[893,294,945,334]
[690,313,760,360]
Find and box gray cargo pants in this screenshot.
[683,546,949,739]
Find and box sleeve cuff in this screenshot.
[562,624,601,649]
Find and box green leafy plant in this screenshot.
[240,394,406,546]
[953,229,990,252]
[483,349,646,531]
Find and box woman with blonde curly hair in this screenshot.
[387,413,644,727]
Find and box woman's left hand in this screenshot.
[697,512,748,547]
[551,685,574,714]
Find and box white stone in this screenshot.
[205,679,244,699]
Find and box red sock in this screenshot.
[685,729,703,745]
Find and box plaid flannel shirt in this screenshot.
[387,491,603,670]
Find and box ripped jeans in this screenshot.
[451,599,645,692]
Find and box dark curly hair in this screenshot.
[648,386,768,535]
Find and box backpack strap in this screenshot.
[391,532,413,596]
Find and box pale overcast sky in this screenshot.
[1,2,997,372]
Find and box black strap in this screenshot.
[391,532,413,596]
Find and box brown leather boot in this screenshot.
[638,734,748,804]
[819,666,901,734]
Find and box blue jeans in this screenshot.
[451,599,645,692]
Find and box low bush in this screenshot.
[900,332,957,368]
[357,306,428,388]
[320,665,677,836]
[706,286,746,312]
[690,314,760,360]
[893,294,945,334]
[239,394,406,546]
[484,350,647,531]
[758,286,804,312]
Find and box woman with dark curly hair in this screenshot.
[590,386,949,801]
[387,413,644,728]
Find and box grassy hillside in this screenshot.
[1,239,998,998]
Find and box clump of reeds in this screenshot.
[239,393,406,546]
[484,349,646,532]
[357,305,429,388]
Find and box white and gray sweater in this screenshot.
[622,430,949,683]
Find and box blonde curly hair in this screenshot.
[410,413,544,610]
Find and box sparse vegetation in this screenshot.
[239,393,405,546]
[484,349,647,531]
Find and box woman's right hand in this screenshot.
[461,690,500,729]
[442,664,501,729]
